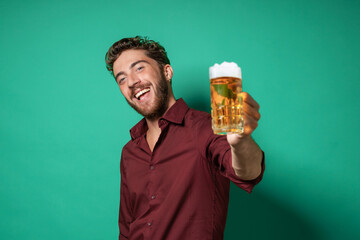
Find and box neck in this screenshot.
[145,95,176,134]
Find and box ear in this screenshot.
[163,64,173,82]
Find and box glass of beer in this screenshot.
[209,62,244,135]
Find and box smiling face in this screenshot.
[113,49,174,120]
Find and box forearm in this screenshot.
[231,135,263,180]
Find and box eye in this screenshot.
[137,66,144,71]
[118,77,126,84]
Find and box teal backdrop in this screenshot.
[1,0,359,239]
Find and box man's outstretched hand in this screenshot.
[227,92,261,147]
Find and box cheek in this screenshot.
[119,86,129,98]
[118,85,123,93]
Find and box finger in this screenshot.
[243,102,261,121]
[226,132,245,139]
[241,92,260,111]
[243,112,258,135]
[244,112,258,129]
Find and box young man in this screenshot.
[105,36,265,240]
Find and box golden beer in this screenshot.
[209,62,244,135]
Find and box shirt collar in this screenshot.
[129,98,189,140]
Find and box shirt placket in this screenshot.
[145,119,169,240]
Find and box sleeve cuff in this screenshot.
[223,150,265,194]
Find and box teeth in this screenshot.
[135,88,150,99]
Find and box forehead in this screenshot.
[113,49,153,72]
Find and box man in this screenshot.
[105,36,265,240]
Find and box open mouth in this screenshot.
[134,88,150,100]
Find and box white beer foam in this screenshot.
[209,61,242,79]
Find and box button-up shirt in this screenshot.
[119,98,265,240]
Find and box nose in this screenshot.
[127,73,141,88]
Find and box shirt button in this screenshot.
[151,195,156,200]
[150,165,154,170]
[147,222,152,226]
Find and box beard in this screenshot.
[125,72,169,120]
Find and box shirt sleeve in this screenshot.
[119,153,132,240]
[197,114,265,194]
[211,144,265,193]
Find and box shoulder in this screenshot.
[184,108,214,142]
[185,108,212,127]
[121,140,135,156]
[120,140,133,163]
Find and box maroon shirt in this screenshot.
[119,98,265,240]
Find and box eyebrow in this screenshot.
[115,60,150,80]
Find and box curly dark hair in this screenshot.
[105,36,170,77]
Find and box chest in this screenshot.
[145,131,160,152]
[123,130,213,202]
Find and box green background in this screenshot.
[1,0,359,239]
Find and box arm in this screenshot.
[230,135,263,180]
[227,92,263,180]
[119,155,132,240]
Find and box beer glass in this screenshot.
[209,62,244,135]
